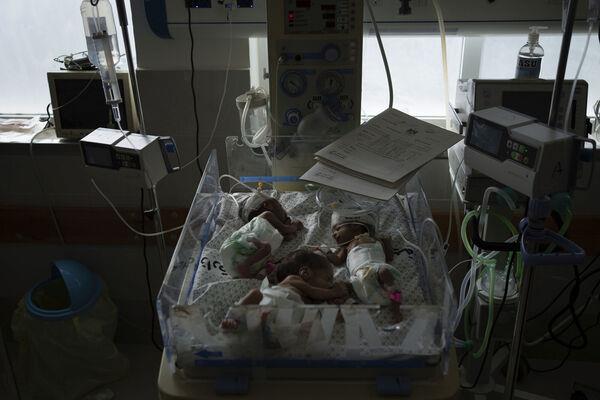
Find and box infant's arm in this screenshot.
[380,237,394,263]
[282,276,348,301]
[259,211,301,235]
[327,247,347,266]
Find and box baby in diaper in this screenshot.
[220,192,304,279]
[221,249,349,330]
[327,208,403,319]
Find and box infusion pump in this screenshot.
[267,0,363,138]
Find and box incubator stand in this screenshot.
[157,145,459,398]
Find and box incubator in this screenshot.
[157,139,457,394]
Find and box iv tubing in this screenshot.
[432,0,451,128]
[91,178,183,237]
[564,21,595,132]
[472,265,496,359]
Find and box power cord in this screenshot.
[365,0,393,109]
[141,188,164,352]
[187,7,203,175]
[181,9,233,171]
[527,253,600,323]
[528,307,600,373]
[546,265,588,349]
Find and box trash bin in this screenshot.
[11,260,129,400]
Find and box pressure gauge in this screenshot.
[280,71,307,97]
[317,71,344,96]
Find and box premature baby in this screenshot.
[220,192,303,279]
[221,249,349,330]
[327,209,403,317]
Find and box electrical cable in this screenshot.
[546,265,588,350]
[460,250,517,390]
[91,178,183,237]
[528,310,600,374]
[187,6,203,175]
[365,0,393,109]
[181,10,234,171]
[141,189,163,352]
[527,275,600,347]
[527,253,600,322]
[46,103,54,127]
[564,20,595,132]
[1,330,22,400]
[29,129,65,244]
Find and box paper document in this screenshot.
[314,108,462,184]
[300,162,413,201]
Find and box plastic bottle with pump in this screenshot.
[515,26,547,79]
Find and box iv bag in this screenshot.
[81,0,122,105]
[81,0,120,67]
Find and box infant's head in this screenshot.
[330,208,377,244]
[242,192,289,223]
[276,249,334,289]
[332,222,369,245]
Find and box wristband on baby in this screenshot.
[389,291,402,304]
[265,260,277,275]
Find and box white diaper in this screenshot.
[220,216,283,278]
[347,242,402,305]
[259,285,303,307]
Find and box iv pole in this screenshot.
[503,1,579,398]
[113,0,169,273]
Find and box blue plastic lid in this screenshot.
[25,260,102,320]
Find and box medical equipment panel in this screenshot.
[454,79,589,137]
[465,107,579,198]
[47,71,138,139]
[80,128,180,188]
[267,0,363,139]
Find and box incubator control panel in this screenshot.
[267,0,363,139]
[284,0,358,34]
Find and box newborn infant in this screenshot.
[327,209,403,318]
[221,249,349,330]
[220,192,303,279]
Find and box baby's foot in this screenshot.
[220,318,240,330]
[378,267,395,290]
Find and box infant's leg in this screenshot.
[378,266,396,290]
[220,288,263,330]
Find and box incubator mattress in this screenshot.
[185,191,442,358]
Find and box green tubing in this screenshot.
[472,264,496,359]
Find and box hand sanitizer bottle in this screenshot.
[515,26,547,79]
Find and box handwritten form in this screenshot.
[302,162,416,200]
[313,108,462,184]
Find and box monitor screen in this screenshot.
[469,118,505,156]
[502,91,576,130]
[53,78,128,131]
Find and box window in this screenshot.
[479,32,600,116]
[0,0,133,115]
[361,35,464,118]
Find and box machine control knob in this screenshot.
[285,109,302,126]
[322,44,341,62]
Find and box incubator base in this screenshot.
[158,350,460,399]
